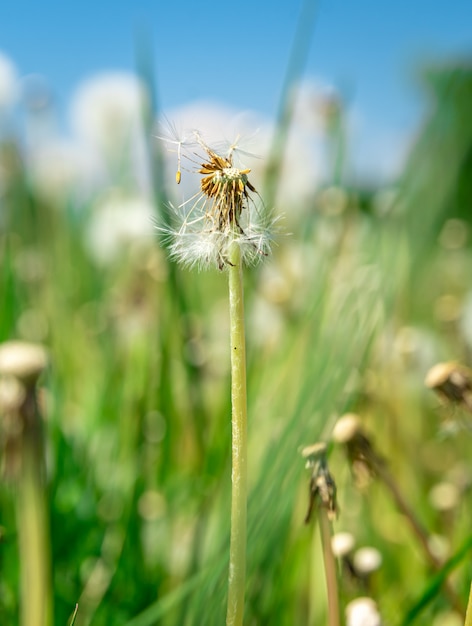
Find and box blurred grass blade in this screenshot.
[401,535,472,625]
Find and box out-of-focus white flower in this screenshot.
[70,73,146,152]
[428,482,460,512]
[85,191,155,265]
[346,597,382,626]
[28,139,101,204]
[0,51,18,110]
[353,546,382,575]
[248,295,284,350]
[70,73,151,195]
[331,531,355,557]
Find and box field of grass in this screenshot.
[1,55,472,626]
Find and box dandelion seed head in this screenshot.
[346,597,382,626]
[156,126,276,271]
[331,532,355,557]
[353,546,382,575]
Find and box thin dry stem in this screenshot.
[373,460,465,617]
[318,509,340,626]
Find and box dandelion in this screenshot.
[425,361,472,414]
[158,127,275,271]
[332,413,465,616]
[301,443,340,626]
[345,597,382,626]
[352,546,383,578]
[157,125,276,626]
[0,341,52,626]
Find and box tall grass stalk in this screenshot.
[226,242,248,626]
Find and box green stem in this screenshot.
[17,390,53,626]
[465,582,472,626]
[226,243,248,626]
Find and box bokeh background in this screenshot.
[1,1,472,624]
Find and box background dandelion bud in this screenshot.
[345,597,382,626]
[331,531,355,558]
[352,546,383,577]
[332,413,381,484]
[332,413,362,444]
[425,361,472,413]
[0,341,48,386]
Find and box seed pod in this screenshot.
[425,361,472,413]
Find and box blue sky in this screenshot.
[1,0,471,180]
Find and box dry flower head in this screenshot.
[157,126,275,270]
[425,361,472,413]
[0,341,48,386]
[301,441,338,523]
[345,597,382,626]
[332,413,382,487]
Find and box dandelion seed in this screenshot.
[155,117,194,186]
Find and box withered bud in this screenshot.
[332,413,383,485]
[0,377,26,416]
[302,442,338,524]
[332,413,362,444]
[0,341,48,387]
[0,377,26,480]
[425,362,472,413]
[0,341,48,481]
[301,442,328,466]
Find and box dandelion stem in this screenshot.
[17,389,53,626]
[374,461,465,616]
[318,509,340,626]
[226,242,248,626]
